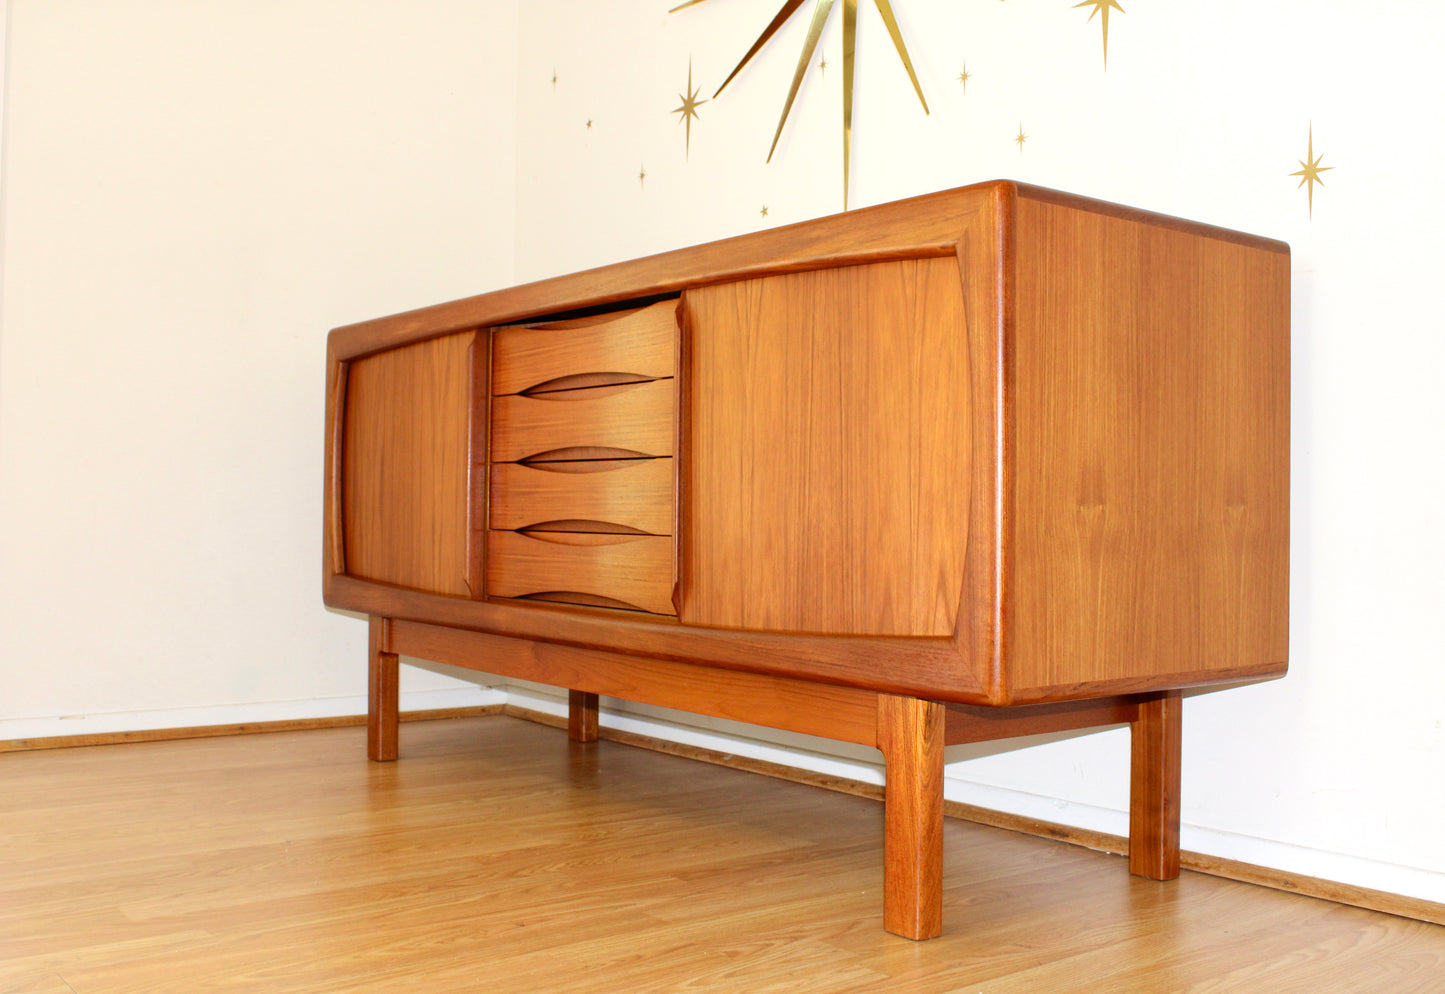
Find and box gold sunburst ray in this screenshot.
[1074,0,1124,67]
[710,0,809,99]
[675,0,929,210]
[770,0,834,162]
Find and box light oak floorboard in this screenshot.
[1,717,1440,993]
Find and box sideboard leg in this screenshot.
[568,690,599,743]
[368,616,399,762]
[1129,690,1182,880]
[877,694,945,940]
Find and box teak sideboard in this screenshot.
[323,180,1290,939]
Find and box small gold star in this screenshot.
[957,64,971,92]
[585,119,593,129]
[551,69,558,91]
[638,165,647,188]
[1015,123,1027,151]
[818,56,828,77]
[760,205,769,217]
[1290,124,1333,219]
[672,60,707,158]
[1074,0,1125,67]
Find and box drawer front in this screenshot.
[490,379,676,463]
[492,299,677,396]
[490,458,674,535]
[486,530,675,616]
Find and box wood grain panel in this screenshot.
[490,458,674,535]
[330,571,975,702]
[341,332,475,596]
[390,621,881,746]
[944,696,1138,745]
[486,530,676,616]
[491,379,676,463]
[1006,194,1290,698]
[681,257,970,637]
[492,299,678,396]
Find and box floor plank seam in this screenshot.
[4,704,1439,928]
[499,706,1445,928]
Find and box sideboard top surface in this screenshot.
[328,180,1288,364]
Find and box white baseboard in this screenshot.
[0,685,507,743]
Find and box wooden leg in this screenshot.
[568,690,599,742]
[877,693,945,940]
[1129,690,1182,880]
[368,616,399,762]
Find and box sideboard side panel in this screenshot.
[341,331,476,597]
[1006,195,1290,699]
[680,257,970,637]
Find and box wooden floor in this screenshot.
[2,716,1441,994]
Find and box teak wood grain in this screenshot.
[9,718,1441,994]
[877,694,946,940]
[489,457,674,535]
[366,616,398,762]
[485,530,676,616]
[322,181,1290,940]
[490,379,676,464]
[388,620,881,747]
[1130,690,1184,880]
[1005,195,1290,699]
[681,257,970,637]
[340,330,474,597]
[491,298,679,396]
[327,180,1288,702]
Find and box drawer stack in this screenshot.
[486,300,679,615]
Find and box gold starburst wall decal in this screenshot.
[673,0,929,210]
[673,61,707,158]
[1290,124,1333,218]
[1075,0,1124,67]
[1015,123,1027,151]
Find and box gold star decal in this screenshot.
[674,0,928,210]
[957,63,971,92]
[585,119,593,129]
[1015,123,1027,151]
[818,56,828,77]
[672,61,708,158]
[551,69,558,91]
[638,165,647,188]
[760,205,769,217]
[1074,0,1124,67]
[1290,124,1333,219]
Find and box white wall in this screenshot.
[0,1,519,736]
[511,0,1445,904]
